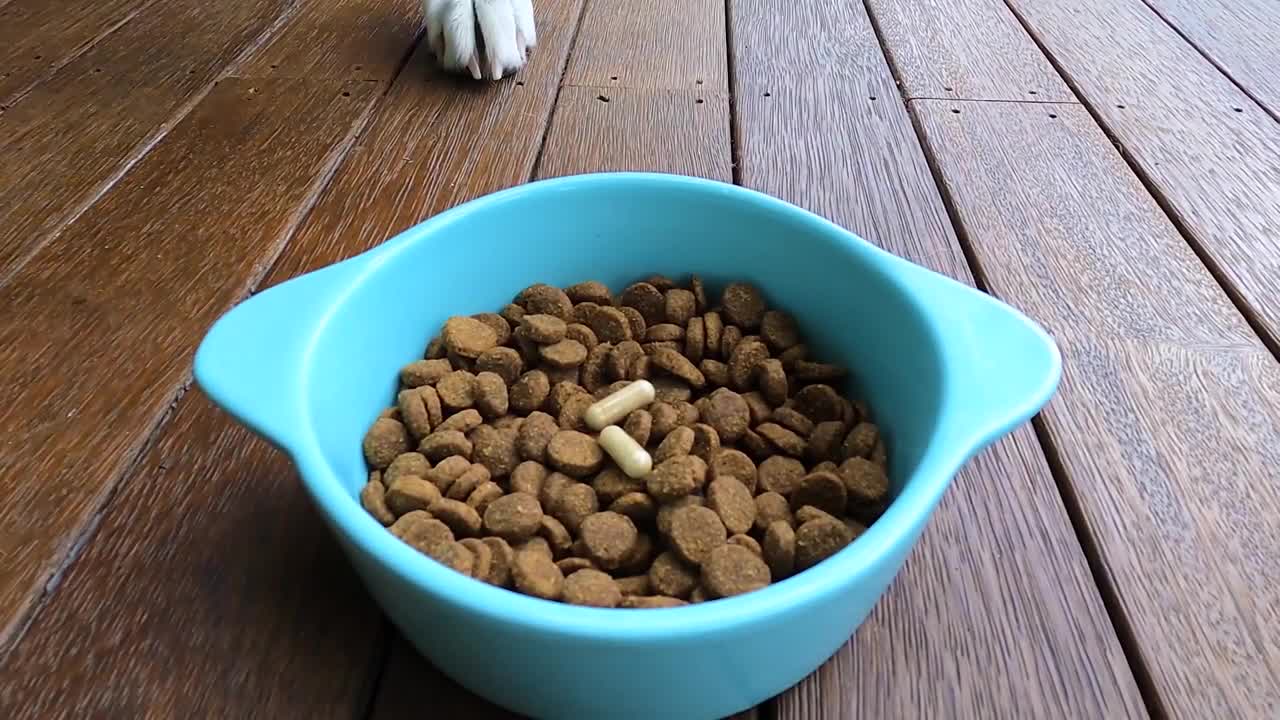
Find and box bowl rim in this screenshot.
[288,172,1033,638]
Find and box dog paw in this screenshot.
[426,0,536,80]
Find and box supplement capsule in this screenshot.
[598,425,653,479]
[584,379,655,431]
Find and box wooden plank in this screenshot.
[1141,0,1280,117]
[1004,0,1280,352]
[563,0,725,90]
[915,98,1280,719]
[0,0,292,280]
[538,87,732,179]
[0,0,155,102]
[864,0,1073,102]
[235,0,422,79]
[730,1,1147,717]
[0,76,376,651]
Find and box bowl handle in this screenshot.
[905,264,1063,458]
[194,259,363,452]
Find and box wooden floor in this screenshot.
[2,0,1279,717]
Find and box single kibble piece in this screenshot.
[648,551,699,598]
[684,317,706,366]
[390,512,455,559]
[436,370,478,410]
[760,310,801,351]
[598,425,654,479]
[539,515,574,557]
[592,466,645,505]
[650,347,706,388]
[521,313,568,343]
[439,541,476,575]
[653,425,695,463]
[566,280,614,305]
[360,479,396,524]
[386,476,444,516]
[549,482,599,532]
[708,448,758,493]
[703,544,771,598]
[794,505,841,526]
[401,358,453,388]
[607,341,644,381]
[620,306,648,340]
[740,428,771,460]
[546,430,605,477]
[483,491,543,540]
[470,425,520,478]
[419,429,473,463]
[689,275,708,312]
[757,422,807,457]
[425,336,446,360]
[667,505,727,566]
[442,316,499,359]
[584,379,656,430]
[458,538,493,580]
[397,388,432,438]
[652,377,693,404]
[557,557,597,575]
[588,306,633,344]
[689,423,720,461]
[729,533,763,556]
[675,401,701,428]
[438,408,483,435]
[623,409,653,446]
[562,570,623,608]
[516,283,574,320]
[707,477,757,535]
[540,339,588,368]
[755,359,788,407]
[720,282,767,330]
[557,392,594,431]
[843,422,880,460]
[664,289,697,326]
[476,346,523,385]
[839,457,890,505]
[364,418,410,469]
[793,361,848,383]
[512,548,565,600]
[795,517,854,570]
[754,492,794,533]
[793,384,844,422]
[807,421,845,464]
[791,471,848,516]
[656,495,706,536]
[474,372,509,419]
[609,492,657,522]
[620,531,655,574]
[430,498,483,537]
[763,521,797,579]
[646,323,685,342]
[579,511,639,569]
[539,471,574,508]
[385,452,431,486]
[620,282,667,325]
[510,370,551,414]
[517,536,554,560]
[649,401,680,440]
[472,313,512,346]
[466,481,504,515]
[771,407,815,439]
[566,323,598,352]
[728,339,770,391]
[510,460,549,497]
[616,575,652,597]
[703,311,724,358]
[695,388,749,443]
[646,455,704,502]
[813,460,839,475]
[483,537,514,586]
[581,342,612,391]
[516,411,559,463]
[757,455,807,496]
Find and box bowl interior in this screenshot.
[304,177,945,509]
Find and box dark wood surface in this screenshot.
[916,98,1280,719]
[1,0,1277,716]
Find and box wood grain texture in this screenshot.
[0,0,155,102]
[0,0,292,280]
[235,0,422,79]
[563,0,725,90]
[1141,0,1280,117]
[864,0,1074,102]
[1005,0,1280,352]
[915,99,1280,719]
[731,1,1146,717]
[0,77,375,651]
[539,87,732,180]
[0,392,385,718]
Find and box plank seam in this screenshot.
[862,0,1168,714]
[724,0,741,185]
[906,96,1080,105]
[997,0,1280,362]
[529,0,594,178]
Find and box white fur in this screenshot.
[425,0,537,80]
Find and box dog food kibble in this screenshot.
[359,276,891,607]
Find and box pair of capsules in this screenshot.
[585,380,658,479]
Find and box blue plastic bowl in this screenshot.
[195,172,1060,720]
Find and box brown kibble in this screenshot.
[547,381,588,416]
[620,306,647,338]
[442,316,499,359]
[757,359,788,406]
[652,377,692,404]
[622,595,688,608]
[757,422,807,457]
[684,316,705,365]
[567,280,613,305]
[842,422,880,460]
[758,455,807,495]
[580,511,639,569]
[472,312,512,345]
[617,575,652,596]
[648,551,700,598]
[387,476,444,516]
[649,347,705,388]
[620,531,655,574]
[549,482,599,532]
[646,455,705,502]
[729,533,763,556]
[795,505,840,526]
[401,358,452,388]
[562,568,624,607]
[779,344,808,368]
[795,517,854,570]
[703,311,724,358]
[609,492,657,522]
[791,471,848,516]
[483,491,543,541]
[621,409,652,446]
[565,323,598,352]
[397,388,432,438]
[438,408,483,434]
[645,323,685,342]
[425,336,446,360]
[607,341,644,381]
[581,341,612,391]
[588,306,633,344]
[436,370,477,410]
[794,384,844,422]
[364,418,410,469]
[473,372,510,419]
[760,310,801,351]
[807,421,845,464]
[390,512,454,557]
[839,457,890,505]
[385,452,431,486]
[592,467,645,505]
[674,400,700,427]
[699,359,729,387]
[740,428,771,459]
[572,301,600,326]
[417,386,444,428]
[424,455,471,493]
[703,544,771,598]
[813,460,839,474]
[657,495,706,536]
[620,282,666,325]
[707,477,756,535]
[643,274,677,291]
[512,548,565,599]
[721,282,766,329]
[510,460,549,496]
[754,491,794,533]
[466,481,505,515]
[541,339,588,368]
[517,411,559,463]
[470,425,520,478]
[544,363,582,387]
[419,429,473,462]
[521,314,568,343]
[361,480,395,524]
[439,541,476,575]
[516,283,573,320]
[546,430,604,477]
[431,498,482,537]
[653,425,695,463]
[516,537,554,564]
[649,402,679,440]
[664,288,697,326]
[667,505,727,566]
[768,412,811,446]
[793,361,848,383]
[708,448,758,494]
[459,537,494,580]
[628,354,652,380]
[539,471,574,508]
[700,387,751,442]
[557,557,597,575]
[500,303,526,325]
[728,338,770,391]
[689,275,708,311]
[689,423,720,461]
[762,521,796,579]
[510,370,551,413]
[482,537,514,586]
[539,515,574,556]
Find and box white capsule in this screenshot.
[598,425,653,479]
[584,379,656,431]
